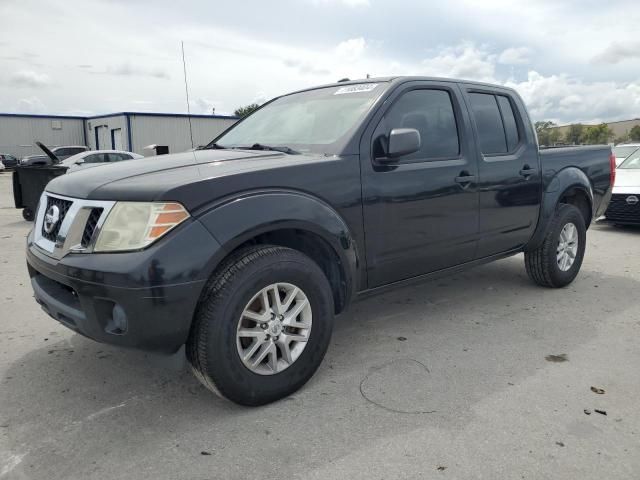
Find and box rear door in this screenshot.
[463,87,541,257]
[361,80,479,288]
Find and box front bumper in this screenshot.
[604,193,640,225]
[26,219,220,353]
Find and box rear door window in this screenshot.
[497,96,520,151]
[469,92,522,155]
[469,93,507,154]
[107,153,131,162]
[83,154,105,163]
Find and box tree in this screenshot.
[549,128,564,145]
[234,103,261,118]
[629,125,640,141]
[565,124,585,145]
[614,134,630,144]
[535,120,559,146]
[582,123,613,145]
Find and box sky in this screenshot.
[1,0,639,124]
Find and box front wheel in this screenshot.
[524,204,586,288]
[187,245,334,406]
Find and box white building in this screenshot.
[0,112,238,158]
[0,114,86,158]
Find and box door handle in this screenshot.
[455,172,476,188]
[519,165,537,179]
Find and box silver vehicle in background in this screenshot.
[60,150,144,171]
[612,143,640,166]
[604,149,640,225]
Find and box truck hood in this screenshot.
[46,148,333,210]
[613,168,640,194]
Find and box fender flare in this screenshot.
[525,167,594,252]
[196,189,360,304]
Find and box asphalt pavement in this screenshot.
[1,173,639,479]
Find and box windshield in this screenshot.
[613,145,639,159]
[214,83,385,154]
[619,149,640,169]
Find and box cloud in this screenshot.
[335,37,366,61]
[310,0,370,7]
[16,96,46,112]
[283,58,331,76]
[104,63,170,79]
[498,47,531,65]
[192,98,218,115]
[10,70,51,88]
[1,0,638,126]
[506,71,640,123]
[420,44,496,82]
[592,41,640,64]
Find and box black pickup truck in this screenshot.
[26,77,614,405]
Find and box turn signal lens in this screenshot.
[94,202,190,252]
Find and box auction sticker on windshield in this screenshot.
[334,83,379,95]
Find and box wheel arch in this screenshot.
[197,190,360,314]
[525,167,594,252]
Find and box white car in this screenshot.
[61,150,144,171]
[604,149,640,225]
[0,159,5,172]
[612,143,640,166]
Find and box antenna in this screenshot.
[181,41,195,149]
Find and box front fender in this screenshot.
[525,167,594,252]
[196,190,359,299]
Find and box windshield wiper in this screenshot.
[201,143,226,150]
[233,143,300,155]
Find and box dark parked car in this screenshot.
[0,153,19,168]
[26,77,614,405]
[21,145,89,166]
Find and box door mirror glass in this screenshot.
[386,128,421,159]
[74,158,85,165]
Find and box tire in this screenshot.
[525,204,586,288]
[187,245,334,406]
[22,208,34,221]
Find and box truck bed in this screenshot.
[539,145,612,218]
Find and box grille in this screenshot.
[605,194,640,224]
[81,208,104,247]
[41,196,73,241]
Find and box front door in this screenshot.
[95,126,109,150]
[111,128,123,150]
[361,82,480,288]
[463,87,542,257]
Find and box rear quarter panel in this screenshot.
[526,145,612,251]
[540,145,612,217]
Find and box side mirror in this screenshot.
[74,159,85,165]
[386,128,421,160]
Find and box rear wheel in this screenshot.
[524,204,586,288]
[187,245,334,406]
[22,208,34,221]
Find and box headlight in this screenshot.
[94,202,190,252]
